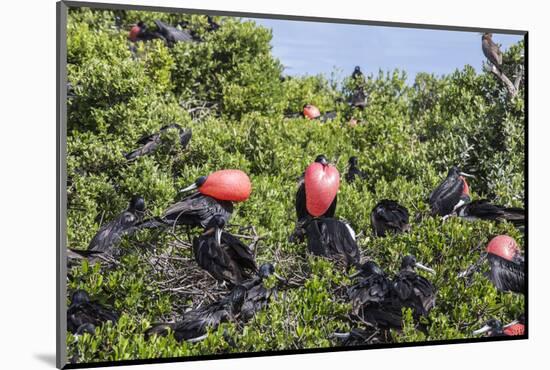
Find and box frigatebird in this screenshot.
[455,199,524,227]
[128,20,195,47]
[370,200,410,237]
[67,290,119,335]
[482,33,503,72]
[69,196,145,259]
[146,285,246,342]
[347,261,403,329]
[348,261,392,308]
[138,170,251,231]
[207,15,220,31]
[473,315,525,337]
[392,255,436,318]
[429,166,474,217]
[345,156,367,183]
[193,216,257,285]
[239,263,285,322]
[304,217,360,266]
[125,124,192,161]
[486,235,524,294]
[303,104,321,120]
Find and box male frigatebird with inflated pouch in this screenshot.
[138,169,251,233]
[486,235,524,294]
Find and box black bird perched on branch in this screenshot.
[486,235,524,294]
[125,124,192,161]
[348,261,403,329]
[392,255,436,318]
[69,196,145,259]
[473,315,525,337]
[482,33,503,72]
[345,156,367,183]
[370,200,410,237]
[455,199,524,228]
[304,217,360,267]
[146,285,246,342]
[193,215,257,285]
[67,290,119,335]
[429,166,474,218]
[153,19,195,46]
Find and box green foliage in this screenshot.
[66,7,525,364]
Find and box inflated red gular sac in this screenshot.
[180,169,252,202]
[304,159,340,217]
[303,104,321,120]
[486,235,521,262]
[128,24,142,42]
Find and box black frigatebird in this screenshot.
[429,166,474,218]
[473,315,525,337]
[486,235,524,294]
[370,199,410,237]
[347,261,403,329]
[345,156,367,184]
[125,124,192,161]
[193,215,257,285]
[392,255,436,318]
[482,33,503,72]
[455,199,524,228]
[304,217,360,267]
[138,170,251,232]
[206,15,220,31]
[69,196,145,259]
[67,290,119,335]
[146,285,246,342]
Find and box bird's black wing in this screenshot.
[306,218,360,266]
[221,232,257,274]
[67,302,119,334]
[429,175,464,216]
[487,254,525,294]
[348,274,391,311]
[125,135,162,160]
[483,39,502,67]
[87,211,138,253]
[392,271,435,317]
[193,234,241,284]
[139,193,233,229]
[295,180,308,221]
[154,20,194,43]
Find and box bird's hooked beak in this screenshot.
[415,262,436,274]
[179,183,198,193]
[472,324,492,335]
[215,226,222,246]
[459,171,476,179]
[503,320,519,328]
[273,272,287,283]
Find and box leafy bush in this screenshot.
[66,7,525,364]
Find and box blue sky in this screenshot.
[248,18,523,84]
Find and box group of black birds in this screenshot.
[67,27,525,348]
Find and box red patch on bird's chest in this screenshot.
[460,176,470,195]
[304,162,340,216]
[129,25,141,41]
[199,170,252,202]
